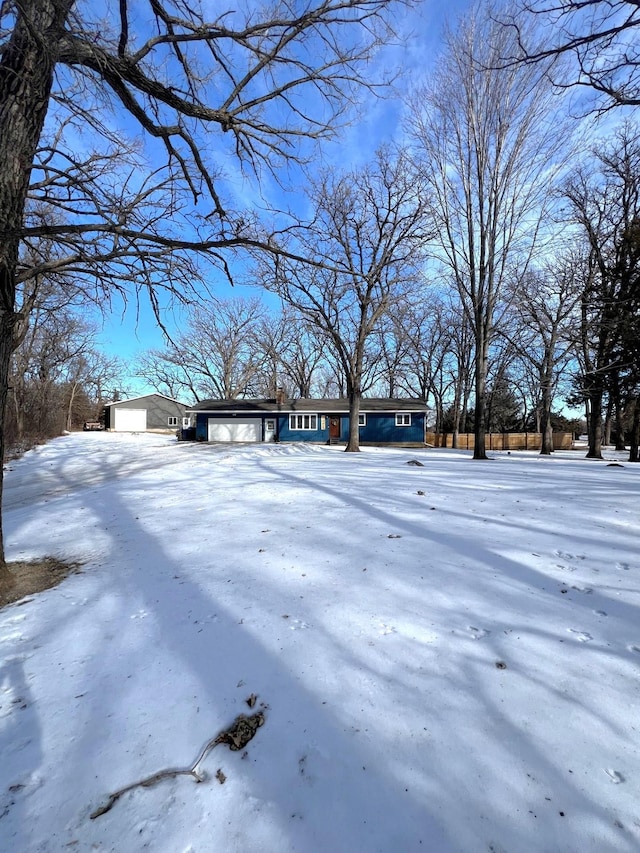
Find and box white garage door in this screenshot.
[114,408,147,432]
[208,418,261,442]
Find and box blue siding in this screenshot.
[277,413,329,442]
[195,409,425,443]
[195,413,208,440]
[359,411,425,443]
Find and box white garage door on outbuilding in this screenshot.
[114,408,147,432]
[104,393,188,432]
[207,418,261,442]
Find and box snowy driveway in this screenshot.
[2,433,202,510]
[0,433,639,852]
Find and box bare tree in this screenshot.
[8,290,110,445]
[378,293,455,433]
[256,308,328,398]
[482,333,526,432]
[439,297,474,446]
[261,148,431,451]
[64,350,126,429]
[506,259,582,453]
[630,399,640,462]
[407,5,567,458]
[0,0,406,581]
[138,297,269,401]
[565,123,640,460]
[371,309,413,398]
[503,1,640,108]
[135,351,200,404]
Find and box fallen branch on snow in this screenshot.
[90,710,265,820]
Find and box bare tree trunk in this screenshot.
[435,397,444,434]
[0,314,17,581]
[586,388,604,459]
[461,380,471,437]
[629,397,640,462]
[0,0,73,584]
[539,404,553,455]
[473,327,489,460]
[451,381,462,449]
[603,395,613,446]
[345,387,361,453]
[611,379,626,451]
[584,398,591,441]
[539,369,554,455]
[66,380,81,431]
[534,404,541,433]
[12,384,25,442]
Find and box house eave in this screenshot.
[188,397,428,415]
[104,392,187,407]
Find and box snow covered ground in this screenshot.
[0,432,638,853]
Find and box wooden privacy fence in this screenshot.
[425,432,573,450]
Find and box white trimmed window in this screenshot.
[395,413,411,427]
[358,413,366,426]
[168,416,179,426]
[289,413,318,430]
[182,417,191,428]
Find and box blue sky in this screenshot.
[66,0,630,402]
[86,0,472,395]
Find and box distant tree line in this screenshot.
[3,0,640,586]
[10,7,639,466]
[137,11,640,463]
[6,280,127,454]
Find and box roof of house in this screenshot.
[187,397,428,414]
[104,392,187,407]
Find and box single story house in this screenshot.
[186,397,428,446]
[104,393,190,432]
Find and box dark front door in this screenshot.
[329,417,341,440]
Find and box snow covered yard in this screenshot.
[0,432,638,853]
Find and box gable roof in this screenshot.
[104,392,188,407]
[188,397,428,414]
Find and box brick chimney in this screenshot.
[275,387,286,405]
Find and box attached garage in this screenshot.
[188,396,429,446]
[207,418,261,443]
[114,408,147,432]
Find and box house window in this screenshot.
[358,414,367,426]
[168,416,178,427]
[289,413,318,430]
[182,417,191,428]
[395,413,411,427]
